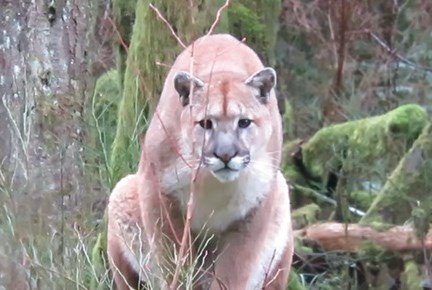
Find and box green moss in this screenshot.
[294,236,313,255]
[361,122,432,225]
[302,104,427,182]
[92,70,121,121]
[36,93,56,136]
[112,0,138,89]
[36,92,82,150]
[280,105,428,224]
[227,0,281,65]
[112,0,137,42]
[360,242,385,258]
[90,213,108,290]
[228,3,266,52]
[81,72,118,289]
[292,203,321,227]
[287,271,307,290]
[356,235,422,289]
[86,70,121,187]
[282,139,304,180]
[283,98,295,140]
[349,190,377,210]
[401,257,422,290]
[282,139,315,206]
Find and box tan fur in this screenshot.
[107,34,294,290]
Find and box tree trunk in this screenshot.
[0,0,111,287]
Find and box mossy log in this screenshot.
[360,122,432,226]
[284,104,428,213]
[294,222,432,252]
[301,104,427,183]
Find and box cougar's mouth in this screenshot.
[214,166,239,173]
[211,168,241,183]
[201,154,249,182]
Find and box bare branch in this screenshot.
[149,3,186,48]
[206,0,230,36]
[106,16,129,52]
[367,30,432,73]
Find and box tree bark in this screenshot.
[0,0,110,287]
[1,0,110,204]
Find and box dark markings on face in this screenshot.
[219,80,230,116]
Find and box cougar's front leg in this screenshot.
[140,188,180,287]
[140,181,204,289]
[263,173,293,290]
[107,174,146,290]
[209,174,293,290]
[107,234,143,290]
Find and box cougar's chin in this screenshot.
[202,155,249,183]
[210,168,241,183]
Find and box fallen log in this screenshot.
[294,222,432,252]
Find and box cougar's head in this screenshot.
[174,67,277,183]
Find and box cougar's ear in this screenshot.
[245,67,277,104]
[174,71,204,106]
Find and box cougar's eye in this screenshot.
[199,119,213,130]
[238,119,252,128]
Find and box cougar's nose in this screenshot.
[213,132,239,165]
[214,149,237,164]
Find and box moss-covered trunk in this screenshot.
[284,104,427,214]
[360,122,432,226]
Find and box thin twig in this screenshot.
[149,3,186,48]
[106,16,129,51]
[2,95,29,172]
[206,0,230,36]
[262,250,277,289]
[264,267,288,289]
[169,186,196,289]
[155,61,173,68]
[327,12,338,70]
[367,30,432,73]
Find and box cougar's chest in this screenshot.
[174,172,271,234]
